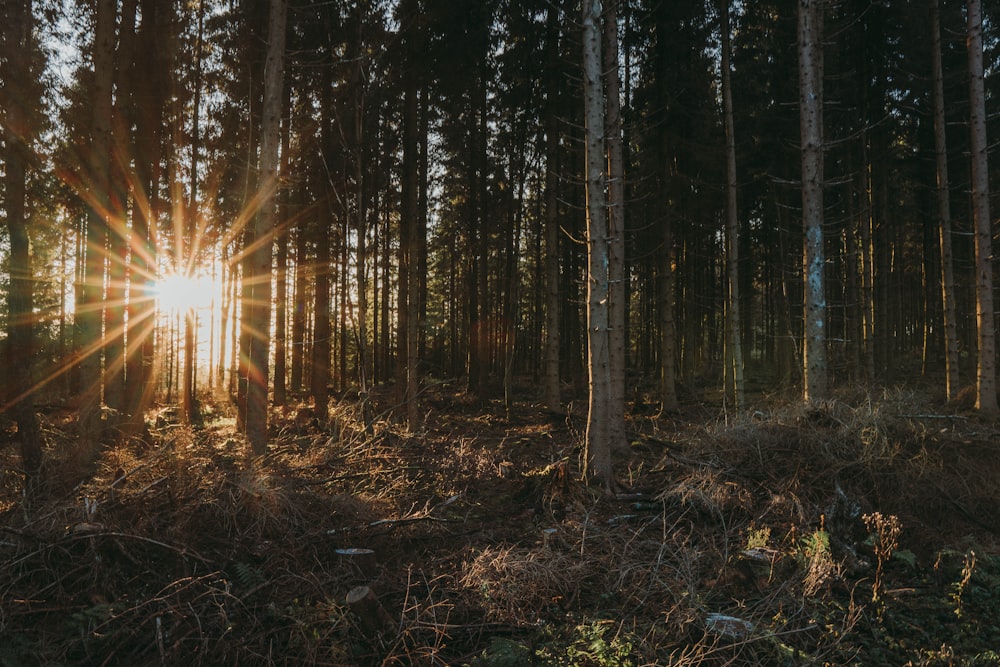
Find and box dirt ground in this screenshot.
[2,382,1000,666]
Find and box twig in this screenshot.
[63,531,213,564]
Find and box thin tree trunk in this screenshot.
[542,2,562,414]
[78,0,117,444]
[929,0,959,401]
[966,0,997,416]
[182,0,205,422]
[2,0,43,486]
[242,0,287,452]
[798,0,827,403]
[721,0,745,410]
[603,0,628,451]
[274,82,292,406]
[291,217,307,392]
[582,0,613,489]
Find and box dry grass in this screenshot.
[2,385,999,665]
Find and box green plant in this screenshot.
[798,528,834,596]
[535,619,635,667]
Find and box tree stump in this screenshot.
[346,585,395,640]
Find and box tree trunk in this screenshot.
[2,0,43,486]
[603,0,628,452]
[182,0,205,423]
[966,0,997,416]
[929,0,959,402]
[582,0,613,489]
[402,34,420,427]
[291,218,308,392]
[721,0,745,410]
[798,0,827,403]
[273,82,292,407]
[242,0,287,453]
[78,0,117,444]
[542,2,562,414]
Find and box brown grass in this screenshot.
[1,384,999,665]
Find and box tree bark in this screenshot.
[603,0,628,452]
[966,0,997,416]
[78,0,117,444]
[242,0,287,453]
[404,77,421,428]
[721,0,745,410]
[798,0,827,403]
[929,0,959,402]
[2,0,43,486]
[542,2,562,414]
[582,0,613,489]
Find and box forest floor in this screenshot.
[2,380,1000,666]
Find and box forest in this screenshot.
[3,0,1000,664]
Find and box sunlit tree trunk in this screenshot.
[930,0,959,402]
[312,197,332,424]
[966,0,997,416]
[273,83,291,407]
[127,0,167,429]
[798,0,827,403]
[2,0,43,486]
[721,0,745,410]
[242,0,287,453]
[582,0,614,489]
[182,0,205,422]
[78,0,117,442]
[104,0,138,427]
[291,217,307,392]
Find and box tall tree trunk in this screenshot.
[721,0,745,410]
[603,0,628,452]
[798,0,827,403]
[582,0,613,489]
[182,0,205,422]
[127,0,166,429]
[542,1,562,414]
[78,0,117,443]
[104,0,138,427]
[2,0,43,486]
[313,200,332,424]
[930,0,959,401]
[291,217,307,391]
[242,0,287,453]
[273,83,291,406]
[966,0,997,416]
[403,72,420,428]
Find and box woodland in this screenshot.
[3,0,1000,664]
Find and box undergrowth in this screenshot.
[1,385,999,665]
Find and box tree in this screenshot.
[401,0,421,428]
[720,0,745,410]
[542,1,562,414]
[77,0,117,443]
[241,0,288,453]
[582,0,614,489]
[603,0,628,451]
[966,0,996,416]
[798,0,827,403]
[1,0,43,486]
[929,0,959,402]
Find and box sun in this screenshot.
[154,272,216,312]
